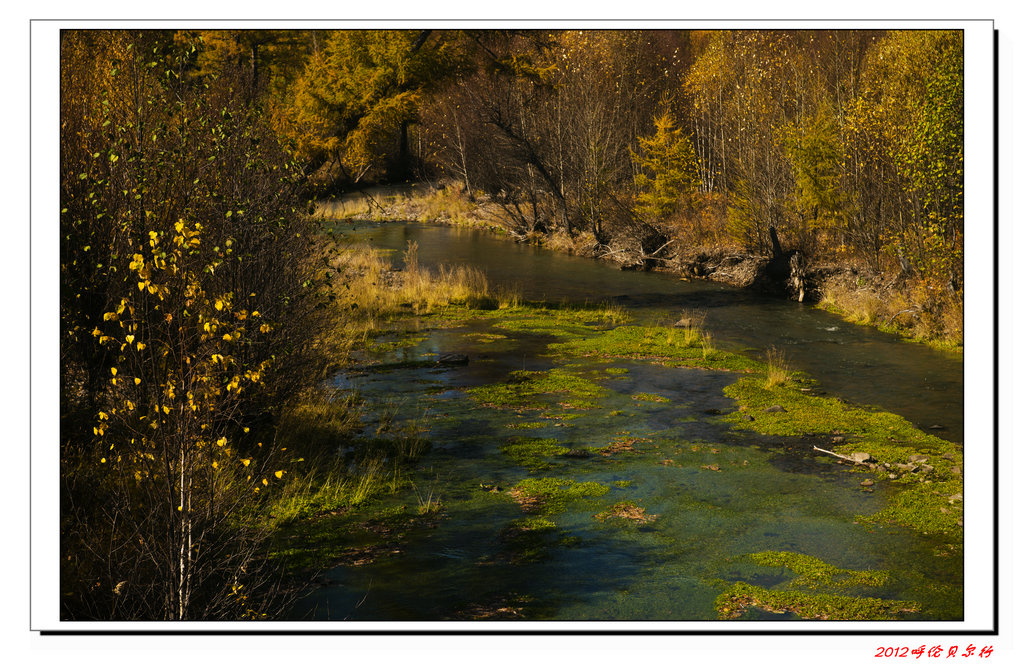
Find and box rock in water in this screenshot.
[849,452,874,464]
[437,353,469,366]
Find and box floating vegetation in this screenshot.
[501,437,572,470]
[508,477,610,514]
[594,501,658,525]
[715,582,920,620]
[631,392,670,403]
[468,367,607,410]
[549,325,756,371]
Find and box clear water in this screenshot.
[290,221,964,621]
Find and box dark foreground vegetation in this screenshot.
[59,28,964,621]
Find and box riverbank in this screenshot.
[315,183,963,354]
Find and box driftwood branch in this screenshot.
[642,239,677,259]
[812,445,860,462]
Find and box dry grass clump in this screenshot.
[763,346,792,389]
[819,274,963,349]
[545,229,600,257]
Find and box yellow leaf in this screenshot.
[110,367,117,376]
[215,299,224,311]
[243,427,249,433]
[262,478,269,486]
[103,312,117,321]
[212,461,219,469]
[222,333,233,342]
[138,282,146,291]
[134,377,141,385]
[137,342,146,351]
[217,437,227,447]
[91,327,102,337]
[126,334,135,344]
[241,458,251,467]
[274,470,284,479]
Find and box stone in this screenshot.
[950,466,962,475]
[860,479,874,487]
[764,405,786,413]
[703,408,723,416]
[831,435,846,445]
[743,414,755,422]
[908,454,929,464]
[948,493,963,503]
[918,464,935,474]
[563,449,591,459]
[941,452,957,461]
[849,452,874,464]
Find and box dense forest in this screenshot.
[59,28,964,621]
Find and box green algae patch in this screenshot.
[501,437,572,470]
[604,367,629,375]
[716,582,920,620]
[505,421,547,430]
[863,480,965,538]
[468,368,607,410]
[508,477,610,514]
[632,392,670,403]
[490,303,627,340]
[722,374,964,540]
[549,325,756,371]
[745,551,889,589]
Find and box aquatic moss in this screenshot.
[745,551,889,589]
[501,437,571,470]
[509,477,610,514]
[722,374,963,540]
[862,480,964,537]
[604,367,629,375]
[549,325,756,371]
[468,368,607,410]
[505,421,548,430]
[716,582,920,620]
[632,392,670,403]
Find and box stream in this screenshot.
[290,221,964,622]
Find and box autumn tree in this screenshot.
[276,29,466,184]
[60,30,337,620]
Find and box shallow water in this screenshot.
[291,221,964,622]
[335,222,963,442]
